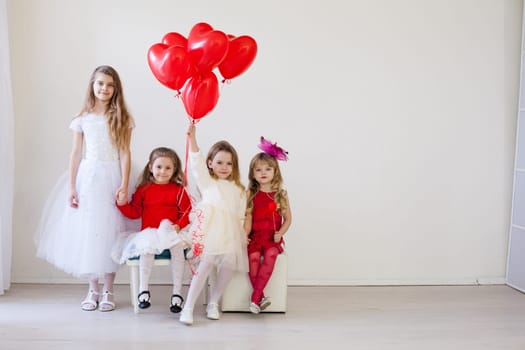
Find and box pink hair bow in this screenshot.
[258,136,288,161]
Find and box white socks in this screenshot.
[209,267,234,305]
[183,261,235,309]
[184,261,214,310]
[170,243,185,295]
[139,254,154,292]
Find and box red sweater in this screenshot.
[117,182,191,230]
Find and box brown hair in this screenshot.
[206,140,244,191]
[137,147,183,187]
[78,65,132,150]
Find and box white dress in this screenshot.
[187,150,248,272]
[35,113,135,277]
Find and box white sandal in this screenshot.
[99,291,116,312]
[81,290,99,311]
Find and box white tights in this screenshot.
[183,260,235,310]
[139,242,186,295]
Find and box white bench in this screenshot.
[221,252,287,312]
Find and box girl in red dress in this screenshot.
[114,147,191,313]
[245,137,292,314]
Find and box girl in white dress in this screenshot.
[35,65,134,312]
[179,124,248,325]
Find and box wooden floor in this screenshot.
[0,284,524,349]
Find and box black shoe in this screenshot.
[138,290,151,309]
[170,294,184,313]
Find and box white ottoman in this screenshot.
[221,252,287,312]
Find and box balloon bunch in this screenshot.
[147,22,257,121]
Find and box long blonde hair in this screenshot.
[246,152,288,214]
[78,65,132,150]
[206,140,245,191]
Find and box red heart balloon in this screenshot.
[219,35,257,80]
[181,71,219,120]
[187,22,229,73]
[161,32,188,49]
[147,43,195,91]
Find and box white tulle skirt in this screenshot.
[111,219,191,264]
[35,159,139,278]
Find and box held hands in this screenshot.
[116,188,128,206]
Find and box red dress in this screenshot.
[248,191,284,254]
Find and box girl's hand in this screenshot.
[68,190,79,208]
[116,187,128,204]
[172,224,181,233]
[116,190,127,206]
[274,232,283,243]
[187,123,195,137]
[187,123,199,152]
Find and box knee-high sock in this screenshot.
[248,252,262,288]
[169,243,185,296]
[208,266,234,305]
[184,261,214,310]
[139,254,154,292]
[251,248,279,303]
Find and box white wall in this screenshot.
[7,0,523,285]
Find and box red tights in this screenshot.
[248,247,279,304]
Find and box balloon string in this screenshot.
[183,128,190,186]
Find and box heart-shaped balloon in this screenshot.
[181,71,219,120]
[219,35,257,80]
[147,43,195,91]
[187,22,229,73]
[161,32,188,49]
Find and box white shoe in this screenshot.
[259,297,271,311]
[179,308,194,325]
[80,290,99,311]
[249,302,260,314]
[99,290,116,312]
[206,303,220,320]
